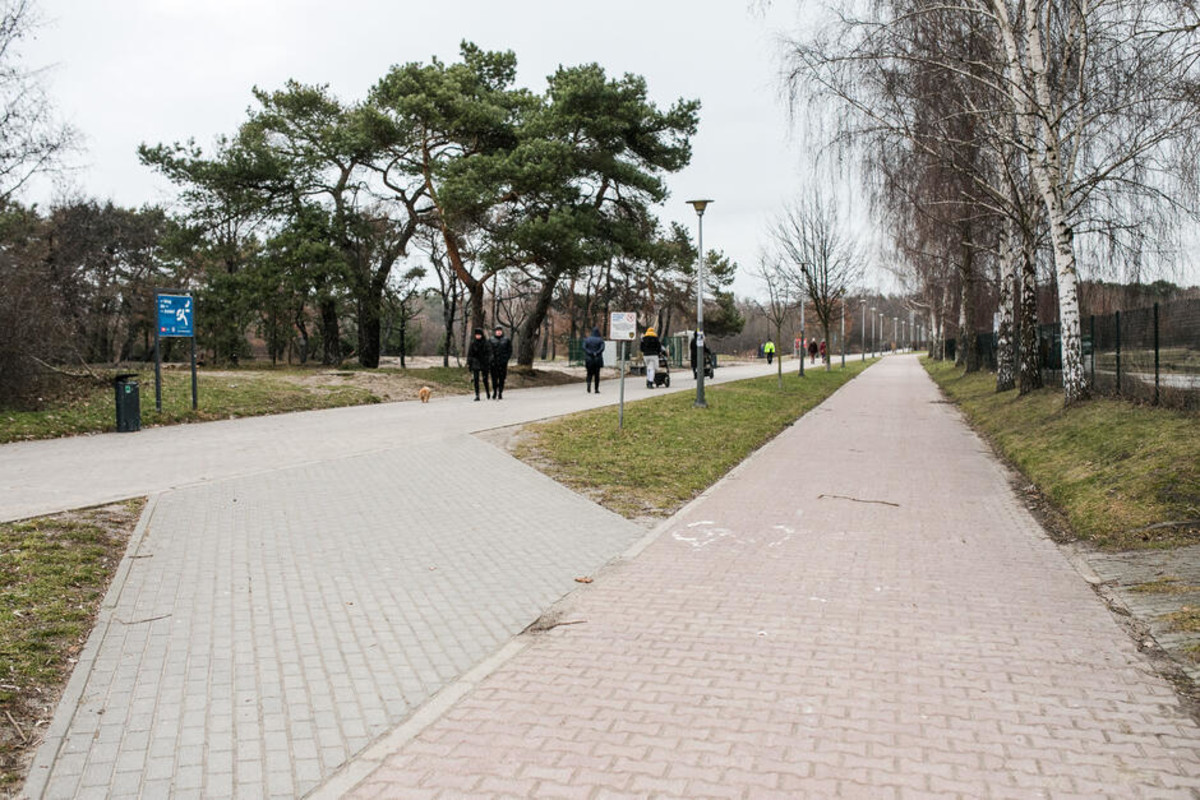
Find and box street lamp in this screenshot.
[687,199,713,408]
[870,307,876,357]
[840,296,846,368]
[799,295,805,377]
[861,302,867,362]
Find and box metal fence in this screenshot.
[954,297,1200,409]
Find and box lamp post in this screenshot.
[870,307,876,357]
[861,302,867,362]
[799,299,805,377]
[893,317,898,353]
[840,298,846,368]
[687,199,713,408]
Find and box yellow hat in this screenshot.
[645,327,656,336]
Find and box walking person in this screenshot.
[807,337,819,364]
[583,326,605,393]
[764,339,776,365]
[820,339,828,364]
[467,328,492,401]
[490,325,512,400]
[640,327,662,389]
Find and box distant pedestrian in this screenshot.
[583,326,605,393]
[820,340,828,363]
[490,326,512,400]
[808,338,818,364]
[691,333,713,379]
[764,340,776,365]
[640,327,662,388]
[467,328,491,401]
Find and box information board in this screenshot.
[610,311,637,341]
[157,294,194,337]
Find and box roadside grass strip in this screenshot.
[515,362,870,520]
[924,359,1200,551]
[0,500,143,791]
[0,366,482,443]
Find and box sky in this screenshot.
[22,0,827,299]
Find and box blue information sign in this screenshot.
[157,294,193,337]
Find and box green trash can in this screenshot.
[114,373,141,433]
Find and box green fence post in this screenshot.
[1115,310,1122,396]
[1153,303,1160,406]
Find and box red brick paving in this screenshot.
[346,357,1200,798]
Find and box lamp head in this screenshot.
[686,199,714,216]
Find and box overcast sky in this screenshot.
[23,0,834,298]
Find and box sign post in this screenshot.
[155,291,197,412]
[610,312,637,430]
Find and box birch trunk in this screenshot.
[995,224,1017,391]
[1017,227,1042,394]
[992,0,1088,403]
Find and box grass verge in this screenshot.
[923,359,1200,550]
[515,362,870,520]
[0,365,482,443]
[0,500,143,792]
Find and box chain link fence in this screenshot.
[953,297,1200,409]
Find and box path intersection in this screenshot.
[12,357,1200,798]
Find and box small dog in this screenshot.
[417,386,432,404]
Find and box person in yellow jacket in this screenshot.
[763,340,776,365]
[640,327,663,388]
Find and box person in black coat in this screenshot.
[467,328,492,401]
[583,326,605,393]
[690,332,713,379]
[490,326,512,400]
[640,327,663,388]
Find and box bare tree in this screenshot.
[772,191,866,371]
[782,0,1200,404]
[0,0,77,202]
[752,256,800,388]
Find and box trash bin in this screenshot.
[114,373,141,433]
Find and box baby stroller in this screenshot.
[692,348,715,380]
[651,357,671,387]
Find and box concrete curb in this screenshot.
[304,639,529,800]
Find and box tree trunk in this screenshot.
[995,225,1017,392]
[1017,239,1042,394]
[295,309,309,365]
[398,311,407,369]
[959,236,981,372]
[320,298,340,366]
[994,0,1086,403]
[1045,208,1087,403]
[442,280,457,368]
[356,282,383,369]
[517,271,559,367]
[955,281,967,367]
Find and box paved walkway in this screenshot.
[17,361,777,799]
[332,356,1200,798]
[0,361,772,523]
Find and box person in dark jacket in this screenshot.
[640,327,662,388]
[691,332,713,379]
[490,326,512,400]
[467,328,491,401]
[583,326,605,393]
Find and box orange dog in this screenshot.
[417,386,432,403]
